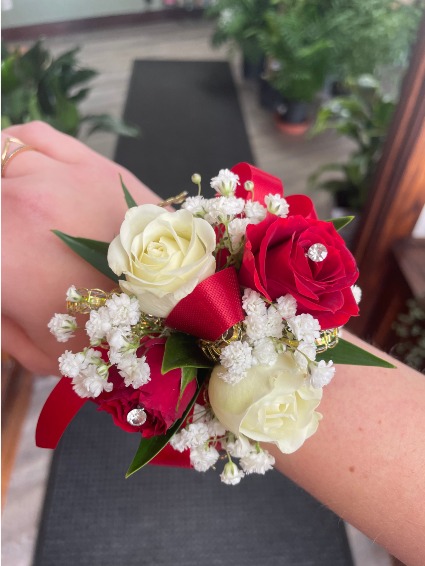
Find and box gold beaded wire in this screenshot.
[199,324,339,362]
[199,323,244,362]
[66,288,112,314]
[315,328,339,353]
[68,287,339,358]
[158,191,188,208]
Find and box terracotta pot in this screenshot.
[275,115,310,135]
[275,99,312,135]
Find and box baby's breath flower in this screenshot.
[117,353,151,389]
[223,434,252,458]
[242,288,267,316]
[106,328,139,365]
[207,419,227,438]
[85,306,112,345]
[220,461,244,485]
[72,365,113,398]
[190,445,220,472]
[66,285,83,303]
[244,313,268,341]
[204,196,245,224]
[240,449,275,475]
[244,200,266,223]
[169,432,187,453]
[275,294,297,319]
[170,422,210,452]
[58,350,86,378]
[297,341,317,361]
[181,195,208,216]
[227,217,249,249]
[287,314,320,344]
[48,313,77,343]
[352,285,362,304]
[266,306,284,338]
[219,341,253,384]
[191,404,226,437]
[309,360,335,388]
[265,194,289,217]
[105,293,140,327]
[210,169,239,197]
[107,328,132,352]
[84,348,103,363]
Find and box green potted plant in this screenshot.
[259,0,333,132]
[308,75,396,244]
[254,0,421,131]
[1,39,138,138]
[207,0,280,80]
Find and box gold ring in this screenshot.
[1,136,36,177]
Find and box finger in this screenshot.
[1,133,55,179]
[1,315,59,376]
[2,121,90,164]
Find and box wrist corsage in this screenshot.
[38,163,393,484]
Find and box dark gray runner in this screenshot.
[115,60,254,198]
[33,60,353,566]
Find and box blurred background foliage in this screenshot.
[1,39,138,138]
[208,0,423,211]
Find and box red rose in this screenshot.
[238,214,359,329]
[95,343,197,438]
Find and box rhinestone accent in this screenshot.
[127,407,147,427]
[307,243,328,262]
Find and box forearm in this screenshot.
[267,331,425,565]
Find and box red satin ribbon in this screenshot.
[165,267,244,341]
[232,162,284,203]
[36,377,87,448]
[150,443,191,467]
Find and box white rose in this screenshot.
[209,352,323,454]
[108,205,216,317]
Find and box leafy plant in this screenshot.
[1,39,138,138]
[260,1,334,103]
[321,0,424,82]
[260,0,423,103]
[207,0,280,65]
[308,75,396,210]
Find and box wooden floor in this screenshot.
[2,18,390,566]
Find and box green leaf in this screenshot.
[125,382,202,478]
[327,216,354,231]
[1,54,20,93]
[82,113,140,138]
[52,230,118,283]
[317,338,395,368]
[162,333,213,374]
[120,174,137,209]
[180,366,197,401]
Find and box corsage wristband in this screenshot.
[38,162,393,484]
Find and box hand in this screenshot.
[2,122,160,375]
